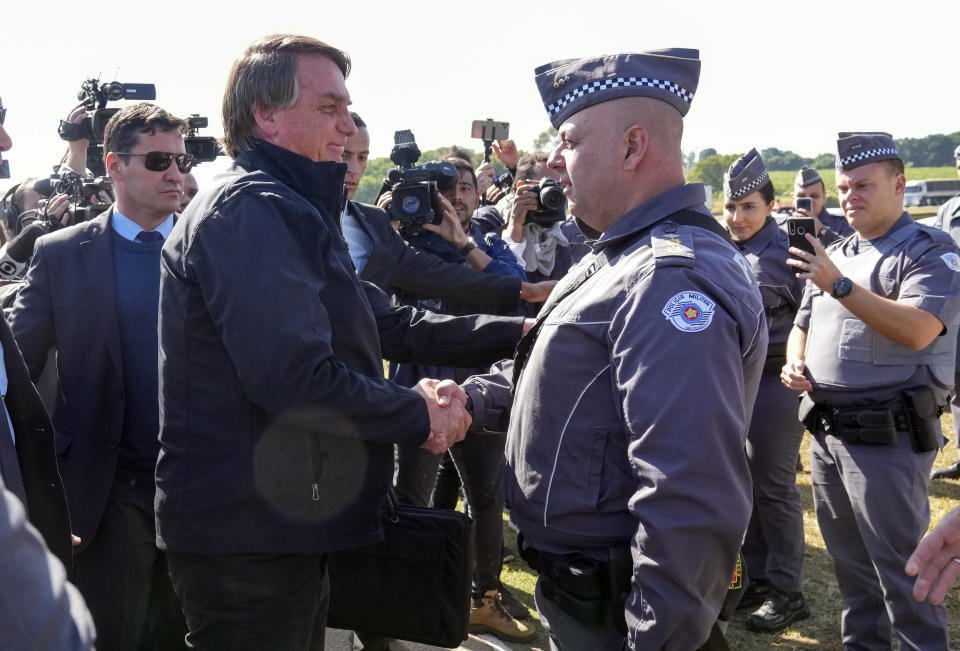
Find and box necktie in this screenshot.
[135,230,164,244]
[0,397,27,508]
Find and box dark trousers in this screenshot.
[741,375,805,592]
[167,551,329,651]
[73,471,187,651]
[395,431,505,593]
[811,428,947,650]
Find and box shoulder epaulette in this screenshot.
[651,220,697,268]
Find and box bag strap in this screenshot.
[511,209,729,390]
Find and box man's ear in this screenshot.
[623,126,648,171]
[105,152,123,182]
[252,106,277,140]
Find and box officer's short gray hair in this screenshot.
[221,34,351,159]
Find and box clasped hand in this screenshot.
[413,378,471,455]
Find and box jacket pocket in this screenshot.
[308,431,326,503]
[584,427,608,510]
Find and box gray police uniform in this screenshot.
[731,206,807,593]
[797,133,960,649]
[934,193,960,449]
[467,180,767,649]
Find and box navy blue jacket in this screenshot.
[156,140,523,554]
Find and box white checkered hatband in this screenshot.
[729,169,769,199]
[547,76,694,117]
[836,147,899,169]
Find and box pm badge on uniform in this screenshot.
[941,252,960,272]
[662,291,715,332]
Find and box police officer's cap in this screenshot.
[724,148,769,200]
[795,167,823,188]
[835,132,901,172]
[534,49,701,129]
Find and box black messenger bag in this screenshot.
[326,492,474,647]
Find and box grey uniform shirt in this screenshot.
[466,183,767,650]
[795,213,960,407]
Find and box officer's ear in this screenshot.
[623,125,648,171]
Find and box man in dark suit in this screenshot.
[9,102,190,651]
[0,307,72,570]
[341,113,553,308]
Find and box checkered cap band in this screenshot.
[726,169,769,200]
[837,147,899,170]
[546,76,694,118]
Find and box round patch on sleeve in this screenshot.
[941,252,960,272]
[662,291,716,332]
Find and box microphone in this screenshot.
[0,221,48,280]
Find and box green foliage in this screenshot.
[688,153,742,192]
[896,132,960,167]
[811,153,836,169]
[533,127,559,152]
[698,147,717,161]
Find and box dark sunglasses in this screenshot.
[114,151,195,173]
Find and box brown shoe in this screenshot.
[469,589,536,642]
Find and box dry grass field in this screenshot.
[494,414,960,651]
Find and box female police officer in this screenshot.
[722,149,808,632]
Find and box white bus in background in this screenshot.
[903,179,960,207]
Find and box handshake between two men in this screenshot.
[414,378,472,455]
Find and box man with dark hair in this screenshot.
[157,34,524,650]
[783,132,960,648]
[9,101,192,651]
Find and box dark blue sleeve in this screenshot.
[480,233,526,280]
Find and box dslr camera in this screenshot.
[378,130,457,238]
[525,178,567,226]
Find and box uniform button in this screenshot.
[108,440,119,449]
[663,222,677,234]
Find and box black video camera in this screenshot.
[183,114,221,165]
[59,79,158,175]
[525,178,567,226]
[31,170,112,230]
[378,130,457,238]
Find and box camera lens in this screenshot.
[400,195,421,215]
[538,179,565,211]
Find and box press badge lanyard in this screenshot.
[511,210,732,392]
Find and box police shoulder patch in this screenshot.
[941,252,960,272]
[662,290,716,332]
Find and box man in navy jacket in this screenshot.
[157,35,525,650]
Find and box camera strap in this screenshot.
[511,210,731,392]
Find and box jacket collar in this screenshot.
[735,216,778,253]
[235,139,348,218]
[594,183,711,251]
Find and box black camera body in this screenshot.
[31,170,112,231]
[526,178,567,226]
[379,130,457,238]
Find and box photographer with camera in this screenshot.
[476,139,519,206]
[499,153,591,315]
[343,115,545,312]
[9,102,192,651]
[388,154,535,644]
